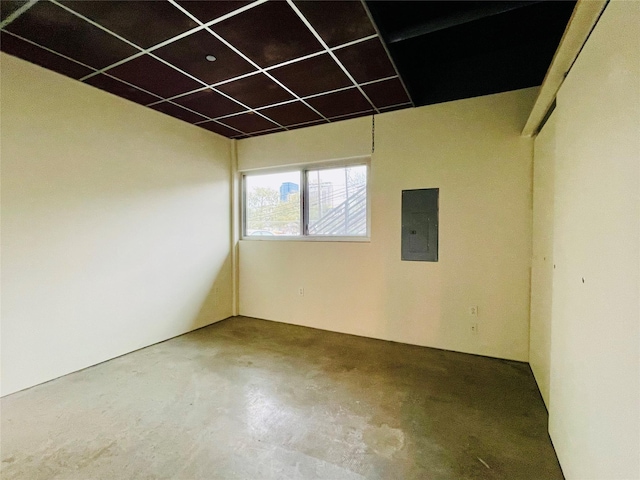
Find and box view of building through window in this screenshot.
[245,171,301,236]
[244,163,368,238]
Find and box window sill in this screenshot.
[240,236,371,243]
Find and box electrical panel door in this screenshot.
[401,188,439,261]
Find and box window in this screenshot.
[243,160,369,239]
[244,170,301,236]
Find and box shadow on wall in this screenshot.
[188,253,234,332]
[1,158,232,396]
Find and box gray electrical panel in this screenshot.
[401,188,439,262]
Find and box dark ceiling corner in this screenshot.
[366,0,576,107]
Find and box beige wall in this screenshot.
[0,54,233,396]
[543,1,640,478]
[529,111,556,408]
[238,87,537,361]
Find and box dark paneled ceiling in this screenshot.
[0,0,575,139]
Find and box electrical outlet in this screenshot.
[471,322,479,334]
[469,305,478,317]
[298,287,304,297]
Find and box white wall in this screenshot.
[238,87,537,362]
[1,54,233,396]
[529,110,556,408]
[544,1,640,478]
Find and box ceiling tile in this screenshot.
[175,1,252,23]
[306,88,371,119]
[333,37,397,83]
[173,88,245,119]
[293,1,376,48]
[361,78,410,109]
[216,74,294,109]
[1,0,28,22]
[260,101,322,126]
[84,74,160,105]
[211,1,322,68]
[269,53,351,98]
[149,102,208,123]
[59,1,197,49]
[107,55,202,98]
[219,112,279,134]
[5,1,139,69]
[0,31,94,79]
[154,29,255,85]
[198,120,242,137]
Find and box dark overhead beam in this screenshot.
[386,1,541,44]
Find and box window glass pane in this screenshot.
[307,165,367,236]
[245,171,300,236]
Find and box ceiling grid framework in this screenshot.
[0,0,576,138]
[54,0,290,135]
[0,0,410,138]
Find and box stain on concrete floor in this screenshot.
[0,316,563,479]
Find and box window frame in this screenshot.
[241,157,371,242]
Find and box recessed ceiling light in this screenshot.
[205,55,216,62]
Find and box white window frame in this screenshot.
[241,157,371,242]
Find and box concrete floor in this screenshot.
[1,316,563,480]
